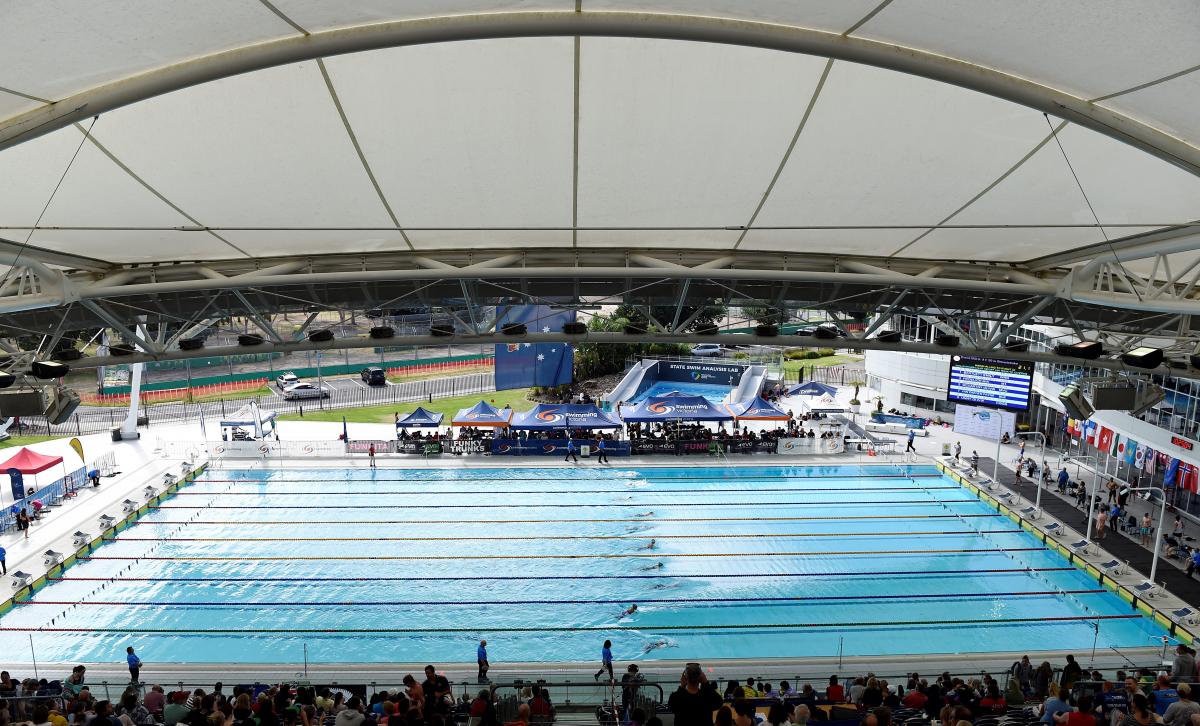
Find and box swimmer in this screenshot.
[634,511,655,518]
[642,638,673,654]
[620,603,639,619]
[640,538,657,550]
[640,561,664,571]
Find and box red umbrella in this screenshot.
[2,446,66,508]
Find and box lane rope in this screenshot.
[133,513,1004,525]
[110,529,1025,542]
[196,473,944,484]
[172,485,961,496]
[21,589,1107,607]
[150,499,977,509]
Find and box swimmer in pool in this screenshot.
[642,639,672,654]
[634,511,655,518]
[640,538,657,550]
[620,604,638,619]
[640,561,664,571]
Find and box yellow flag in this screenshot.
[68,437,85,464]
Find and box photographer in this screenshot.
[669,664,721,726]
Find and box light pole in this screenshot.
[1017,431,1047,515]
[1127,486,1170,583]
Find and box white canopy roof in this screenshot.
[0,1,1197,269]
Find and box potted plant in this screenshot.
[848,381,863,413]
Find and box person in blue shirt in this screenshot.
[476,639,489,683]
[1187,549,1200,579]
[0,544,5,574]
[1058,468,1070,494]
[594,640,614,682]
[596,438,609,465]
[565,440,579,464]
[905,429,916,453]
[126,646,142,684]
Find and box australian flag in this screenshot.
[494,305,575,390]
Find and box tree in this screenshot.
[573,310,691,381]
[613,301,727,333]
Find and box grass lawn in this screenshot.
[781,353,862,373]
[386,363,493,384]
[0,434,59,449]
[277,387,537,424]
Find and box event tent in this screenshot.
[2,447,66,506]
[727,397,791,421]
[396,406,445,428]
[452,400,513,427]
[620,394,733,422]
[219,403,278,438]
[788,382,838,397]
[800,393,846,415]
[509,403,621,430]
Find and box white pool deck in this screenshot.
[0,411,1185,687]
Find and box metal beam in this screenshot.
[0,236,110,273]
[0,12,1197,178]
[66,329,1188,376]
[1027,224,1200,271]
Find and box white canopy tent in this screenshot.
[219,402,278,440]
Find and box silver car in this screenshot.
[275,372,300,389]
[281,382,330,400]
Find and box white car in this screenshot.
[691,343,724,357]
[275,372,300,389]
[281,382,330,400]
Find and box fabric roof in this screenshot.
[452,400,513,427]
[621,394,733,422]
[788,382,839,397]
[0,447,64,475]
[509,403,622,430]
[727,397,791,421]
[396,406,445,428]
[0,3,1197,275]
[219,404,278,428]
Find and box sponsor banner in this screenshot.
[630,440,676,456]
[659,361,744,386]
[397,441,443,455]
[451,440,489,454]
[347,439,393,454]
[776,437,845,455]
[628,439,779,455]
[492,439,630,456]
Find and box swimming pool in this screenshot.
[0,464,1167,664]
[630,381,732,403]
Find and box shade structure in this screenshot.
[396,406,445,428]
[801,393,846,415]
[788,382,838,397]
[452,400,513,427]
[0,447,64,474]
[727,397,791,421]
[620,394,733,422]
[509,403,621,430]
[219,403,277,438]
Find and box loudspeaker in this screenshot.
[813,327,838,340]
[52,348,83,361]
[874,330,902,344]
[369,326,395,339]
[430,325,454,337]
[1056,340,1103,359]
[109,343,135,356]
[308,329,334,343]
[0,389,46,417]
[44,388,81,425]
[1002,340,1029,353]
[31,361,69,379]
[1058,382,1095,420]
[238,333,265,346]
[694,324,718,336]
[179,337,204,351]
[562,322,587,335]
[756,324,779,337]
[935,334,960,347]
[501,323,527,336]
[1092,385,1137,410]
[0,372,14,389]
[1121,346,1164,369]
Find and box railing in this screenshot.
[0,450,120,533]
[783,365,851,386]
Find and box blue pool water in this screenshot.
[631,380,732,403]
[0,464,1166,664]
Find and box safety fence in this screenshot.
[783,365,855,386]
[11,372,496,438]
[0,450,118,533]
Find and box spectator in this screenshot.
[529,689,553,721]
[1121,693,1160,726]
[29,705,53,726]
[791,706,811,726]
[1100,680,1131,723]
[1163,685,1200,726]
[732,700,756,726]
[1175,647,1197,683]
[902,686,928,711]
[668,664,722,726]
[470,690,498,726]
[504,704,531,726]
[92,702,123,726]
[144,686,166,717]
[118,690,155,726]
[1054,694,1097,726]
[1062,655,1084,691]
[978,683,1006,715]
[849,678,867,706]
[714,707,734,726]
[861,679,883,710]
[1013,656,1034,694]
[827,677,846,703]
[422,666,451,717]
[1042,684,1071,724]
[334,698,365,726]
[766,704,789,726]
[1153,676,1181,716]
[621,665,645,720]
[165,692,192,726]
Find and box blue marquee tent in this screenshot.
[787,381,838,397]
[451,400,513,427]
[396,406,445,428]
[621,394,733,422]
[509,403,622,430]
[727,397,791,421]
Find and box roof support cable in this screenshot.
[1042,113,1143,302]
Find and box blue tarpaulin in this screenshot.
[396,406,445,428]
[787,381,838,397]
[620,394,733,422]
[509,403,622,430]
[727,397,791,420]
[494,305,575,390]
[452,400,513,427]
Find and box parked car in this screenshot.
[691,343,724,357]
[360,367,387,386]
[281,382,330,400]
[275,372,300,389]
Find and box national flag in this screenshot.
[1144,446,1156,474]
[1183,464,1200,494]
[493,305,575,390]
[1084,420,1098,445]
[1165,458,1181,488]
[1096,426,1113,453]
[1123,438,1137,465]
[1109,432,1121,458]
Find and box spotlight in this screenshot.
[935,334,960,347]
[0,372,14,389]
[694,324,718,336]
[430,325,454,337]
[1058,382,1095,420]
[237,334,265,347]
[308,329,334,343]
[109,343,135,356]
[52,348,83,361]
[179,337,204,351]
[1131,383,1166,416]
[874,331,902,344]
[31,360,69,379]
[1002,340,1029,353]
[562,322,587,335]
[812,327,837,340]
[368,326,395,339]
[501,323,527,336]
[756,324,779,337]
[1121,346,1164,369]
[1056,341,1103,360]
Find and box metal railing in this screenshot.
[0,450,119,532]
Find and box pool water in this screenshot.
[630,381,733,404]
[0,464,1166,664]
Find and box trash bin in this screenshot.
[942,442,951,456]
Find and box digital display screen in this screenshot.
[946,356,1034,412]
